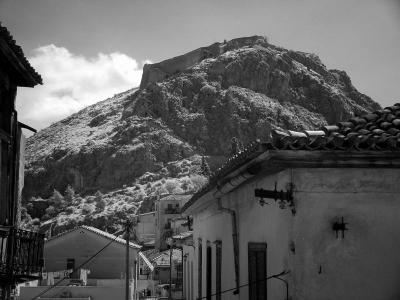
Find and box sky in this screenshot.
[1,0,399,131]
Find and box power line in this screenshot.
[31,227,127,300]
[196,270,289,300]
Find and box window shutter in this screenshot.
[248,243,267,300]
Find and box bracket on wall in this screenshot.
[254,182,294,208]
[332,217,348,239]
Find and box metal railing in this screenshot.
[0,227,44,276]
[164,208,180,215]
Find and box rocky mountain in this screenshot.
[22,36,380,233]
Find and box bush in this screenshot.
[82,204,93,215]
[64,185,76,205]
[96,198,106,211]
[200,156,211,177]
[51,189,64,209]
[190,175,207,192]
[164,179,179,194]
[44,205,57,218]
[85,196,95,204]
[65,206,75,214]
[180,177,193,191]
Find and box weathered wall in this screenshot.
[140,43,222,89]
[135,212,156,243]
[291,168,400,300]
[44,229,139,279]
[139,36,265,89]
[188,168,400,300]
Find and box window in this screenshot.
[66,258,75,270]
[248,243,267,300]
[66,258,75,278]
[206,244,212,300]
[198,239,202,300]
[215,241,222,300]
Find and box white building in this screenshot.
[182,104,400,300]
[19,226,154,300]
[134,211,157,248]
[155,194,191,250]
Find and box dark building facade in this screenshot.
[0,23,44,300]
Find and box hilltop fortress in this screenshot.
[139,35,268,88]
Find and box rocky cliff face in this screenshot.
[23,36,380,231]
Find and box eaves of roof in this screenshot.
[45,225,141,249]
[0,23,42,86]
[182,103,400,213]
[172,231,193,240]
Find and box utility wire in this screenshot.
[31,227,127,300]
[196,270,289,300]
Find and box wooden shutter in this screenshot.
[206,245,212,300]
[248,243,267,300]
[198,239,202,300]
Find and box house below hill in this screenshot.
[182,104,400,300]
[19,226,155,300]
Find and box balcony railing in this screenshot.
[164,208,180,214]
[0,228,44,279]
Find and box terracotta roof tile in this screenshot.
[271,103,400,151]
[182,102,400,212]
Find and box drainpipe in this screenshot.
[217,197,240,295]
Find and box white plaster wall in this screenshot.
[44,229,138,279]
[192,202,240,300]
[182,244,195,300]
[189,167,400,300]
[291,168,400,300]
[136,212,156,242]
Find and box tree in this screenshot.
[229,137,242,156]
[95,191,106,212]
[82,204,93,215]
[190,175,207,192]
[200,156,211,177]
[20,207,32,222]
[44,205,57,219]
[164,179,179,194]
[64,185,76,204]
[50,189,64,209]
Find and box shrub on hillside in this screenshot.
[66,205,77,214]
[50,189,64,209]
[164,179,180,194]
[96,198,106,211]
[190,174,207,192]
[82,204,94,215]
[64,185,76,205]
[43,205,57,220]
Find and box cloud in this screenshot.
[16,45,147,132]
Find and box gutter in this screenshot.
[212,169,259,295]
[217,197,240,295]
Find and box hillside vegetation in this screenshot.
[22,36,380,234]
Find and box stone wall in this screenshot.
[139,36,266,88]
